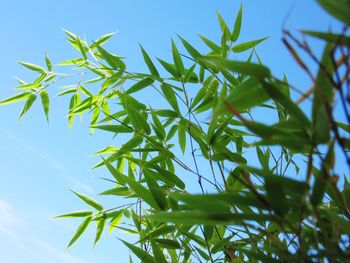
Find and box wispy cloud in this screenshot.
[0,129,94,194]
[0,198,25,240]
[0,198,92,263]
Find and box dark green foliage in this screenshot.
[2,1,350,262]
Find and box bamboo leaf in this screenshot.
[140,44,160,77]
[232,37,269,53]
[18,61,46,73]
[316,0,350,24]
[94,219,105,246]
[18,94,36,120]
[126,78,154,94]
[45,53,53,71]
[201,56,271,79]
[121,240,155,263]
[71,190,104,211]
[67,216,92,248]
[151,240,167,263]
[172,39,185,75]
[231,5,243,41]
[96,45,125,70]
[91,32,116,49]
[161,84,180,113]
[155,238,181,249]
[40,90,50,122]
[0,92,32,106]
[54,210,93,218]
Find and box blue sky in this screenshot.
[0,1,343,262]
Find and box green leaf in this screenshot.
[149,211,273,225]
[161,84,180,113]
[151,110,166,140]
[122,175,160,210]
[67,216,92,248]
[211,148,247,164]
[154,109,179,118]
[151,240,167,263]
[90,106,100,134]
[232,37,269,53]
[172,39,185,75]
[216,12,231,38]
[0,92,32,106]
[302,30,350,46]
[128,108,150,134]
[40,90,50,122]
[215,78,269,114]
[178,122,186,154]
[54,210,93,218]
[102,158,126,185]
[127,78,154,94]
[18,61,46,73]
[231,4,243,41]
[108,210,123,234]
[91,32,116,49]
[312,43,334,143]
[261,81,311,128]
[171,192,230,214]
[201,56,271,79]
[94,219,105,246]
[76,36,87,60]
[177,35,202,61]
[96,45,124,70]
[199,35,221,53]
[316,0,350,24]
[140,45,160,77]
[45,53,53,71]
[264,176,289,216]
[68,93,80,128]
[337,122,350,133]
[18,94,36,120]
[71,190,104,211]
[157,58,180,78]
[155,238,181,249]
[100,187,130,196]
[71,96,93,114]
[121,240,155,263]
[92,124,133,134]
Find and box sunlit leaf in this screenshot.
[67,216,92,248]
[40,90,50,122]
[18,93,36,120]
[71,190,104,211]
[232,37,269,53]
[18,61,46,73]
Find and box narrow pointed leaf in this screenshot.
[0,92,32,106]
[121,240,155,263]
[232,37,269,53]
[18,94,36,120]
[18,61,46,73]
[231,5,243,41]
[54,210,93,218]
[140,45,160,77]
[67,216,92,248]
[40,90,50,122]
[71,190,103,211]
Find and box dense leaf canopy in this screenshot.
[1,0,350,262]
